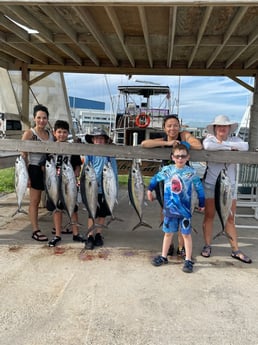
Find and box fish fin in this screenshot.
[192,227,198,234]
[132,221,152,231]
[12,208,28,217]
[106,216,124,226]
[63,221,83,229]
[213,230,232,241]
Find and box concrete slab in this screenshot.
[0,188,258,345]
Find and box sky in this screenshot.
[64,73,254,128]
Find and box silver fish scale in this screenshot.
[214,168,233,240]
[14,156,28,211]
[103,162,117,215]
[45,158,59,208]
[131,161,145,218]
[220,173,232,219]
[81,162,98,220]
[61,160,77,219]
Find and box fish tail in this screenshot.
[12,208,28,217]
[106,216,124,226]
[63,221,82,229]
[213,230,232,241]
[132,220,152,231]
[85,222,107,236]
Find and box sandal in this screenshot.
[52,228,72,235]
[48,236,61,247]
[201,245,211,258]
[231,250,252,264]
[32,230,48,242]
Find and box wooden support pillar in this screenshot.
[21,64,30,129]
[249,74,258,151]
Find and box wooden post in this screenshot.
[249,74,258,151]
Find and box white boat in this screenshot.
[112,85,172,146]
[112,84,205,175]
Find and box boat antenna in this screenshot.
[104,74,115,114]
[176,76,181,115]
[135,80,161,86]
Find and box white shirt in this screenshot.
[203,134,248,185]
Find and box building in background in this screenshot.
[69,96,115,135]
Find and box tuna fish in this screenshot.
[80,161,99,233]
[154,180,164,209]
[12,155,29,216]
[213,168,233,240]
[102,161,123,225]
[128,159,152,231]
[191,185,198,234]
[61,158,78,222]
[45,157,60,210]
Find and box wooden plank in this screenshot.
[1,139,258,165]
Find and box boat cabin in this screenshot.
[113,85,172,146]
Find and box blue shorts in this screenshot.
[163,216,192,235]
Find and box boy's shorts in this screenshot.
[163,216,192,235]
[28,165,45,190]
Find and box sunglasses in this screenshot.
[172,154,188,159]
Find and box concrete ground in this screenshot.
[0,187,258,345]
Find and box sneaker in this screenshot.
[182,260,193,273]
[167,243,174,256]
[85,235,94,250]
[177,246,186,258]
[48,236,61,247]
[73,234,85,242]
[94,233,104,246]
[151,255,168,266]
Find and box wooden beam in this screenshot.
[1,139,258,164]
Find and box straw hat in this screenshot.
[85,127,112,144]
[206,115,238,135]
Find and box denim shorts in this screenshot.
[203,182,236,200]
[163,216,192,235]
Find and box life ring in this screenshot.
[135,113,151,128]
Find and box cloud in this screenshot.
[64,73,253,127]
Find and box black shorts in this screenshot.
[28,165,45,190]
[89,194,111,219]
[46,198,78,213]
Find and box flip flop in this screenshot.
[231,250,252,264]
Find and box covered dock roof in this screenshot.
[0,1,257,77]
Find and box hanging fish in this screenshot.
[154,180,164,209]
[213,168,233,240]
[12,155,29,216]
[128,159,152,231]
[45,156,60,210]
[61,158,78,223]
[190,184,198,234]
[80,161,99,233]
[102,161,123,225]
